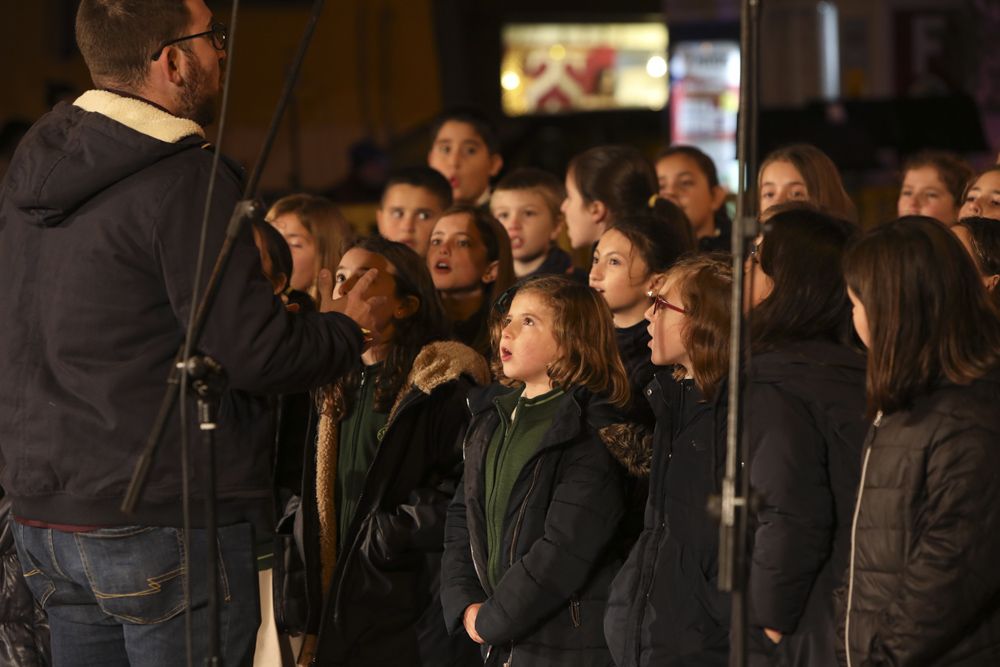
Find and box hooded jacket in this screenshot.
[441,383,630,667]
[0,91,363,531]
[841,372,1000,667]
[746,340,867,666]
[302,341,490,666]
[604,372,730,667]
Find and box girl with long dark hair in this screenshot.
[441,275,633,667]
[743,207,868,666]
[604,254,734,666]
[300,237,490,666]
[841,216,1000,666]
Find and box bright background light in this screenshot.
[646,55,668,78]
[501,71,521,91]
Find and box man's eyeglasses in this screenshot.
[646,290,686,315]
[151,22,228,61]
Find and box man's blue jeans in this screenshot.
[13,521,260,667]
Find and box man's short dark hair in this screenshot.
[429,107,500,155]
[382,166,453,210]
[76,0,191,89]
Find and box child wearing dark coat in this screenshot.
[604,254,734,666]
[442,275,635,666]
[743,208,866,666]
[299,237,490,666]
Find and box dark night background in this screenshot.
[2,0,995,228]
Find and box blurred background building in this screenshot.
[1,0,993,228]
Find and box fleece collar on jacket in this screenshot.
[384,340,490,424]
[3,90,206,228]
[74,89,205,143]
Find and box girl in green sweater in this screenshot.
[442,275,638,666]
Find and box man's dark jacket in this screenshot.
[746,340,867,666]
[441,384,629,667]
[604,373,730,667]
[840,372,1000,667]
[0,91,363,532]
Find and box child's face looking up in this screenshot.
[427,213,498,294]
[499,291,561,398]
[376,184,446,257]
[491,188,561,268]
[428,120,502,205]
[644,281,690,369]
[270,212,316,292]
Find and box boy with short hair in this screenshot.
[375,166,452,258]
[427,107,503,206]
[490,167,584,281]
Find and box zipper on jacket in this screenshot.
[348,367,371,510]
[508,460,544,569]
[497,460,542,667]
[570,596,582,628]
[844,410,880,667]
[470,542,489,593]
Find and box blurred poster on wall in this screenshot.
[669,40,740,191]
[500,22,669,116]
[893,8,964,97]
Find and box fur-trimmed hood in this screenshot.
[385,340,490,423]
[601,422,652,478]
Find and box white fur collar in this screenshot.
[73,90,205,144]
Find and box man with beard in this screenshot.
[0,1,380,664]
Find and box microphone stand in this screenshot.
[716,1,762,666]
[120,0,328,663]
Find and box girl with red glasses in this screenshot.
[605,254,735,666]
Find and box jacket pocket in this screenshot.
[604,529,653,666]
[645,541,725,655]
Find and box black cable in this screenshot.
[178,2,240,665]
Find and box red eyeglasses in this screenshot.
[647,290,686,315]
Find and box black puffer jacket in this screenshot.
[0,492,49,666]
[840,372,1000,667]
[605,372,730,667]
[304,341,490,666]
[441,384,629,667]
[746,340,867,666]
